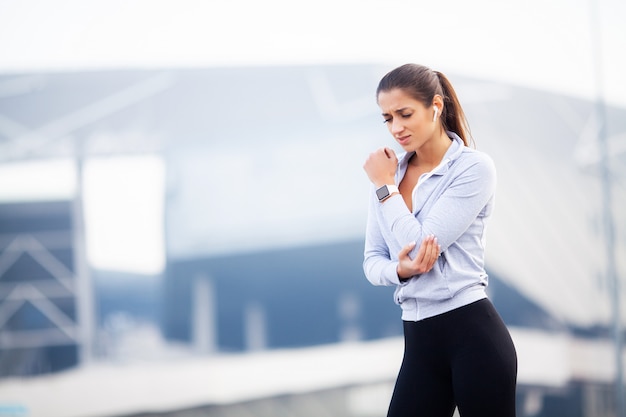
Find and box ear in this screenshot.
[432,95,444,120]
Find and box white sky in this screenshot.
[0,0,624,106]
[0,0,624,274]
[83,156,165,274]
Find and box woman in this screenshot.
[363,63,517,417]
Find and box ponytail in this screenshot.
[377,64,474,147]
[434,71,474,147]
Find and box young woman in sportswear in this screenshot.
[363,63,517,417]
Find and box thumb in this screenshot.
[383,147,397,160]
[398,241,417,258]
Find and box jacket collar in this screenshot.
[398,131,464,176]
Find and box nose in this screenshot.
[390,118,404,135]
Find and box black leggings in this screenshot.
[387,299,517,417]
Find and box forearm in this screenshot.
[363,254,401,286]
[378,194,428,258]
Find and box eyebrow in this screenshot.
[382,107,411,117]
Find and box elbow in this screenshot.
[362,259,381,286]
[363,258,394,287]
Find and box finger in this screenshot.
[412,235,433,269]
[429,237,439,260]
[412,236,430,264]
[398,241,417,260]
[425,238,440,270]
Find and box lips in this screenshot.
[396,135,411,145]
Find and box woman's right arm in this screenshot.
[363,191,439,286]
[363,198,400,287]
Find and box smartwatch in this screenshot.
[375,184,399,202]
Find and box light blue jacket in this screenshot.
[363,132,496,321]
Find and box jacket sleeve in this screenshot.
[363,186,404,287]
[378,153,496,257]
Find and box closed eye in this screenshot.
[382,112,412,123]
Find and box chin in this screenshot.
[401,143,417,153]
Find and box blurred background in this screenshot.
[0,0,625,416]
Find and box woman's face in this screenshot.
[377,88,436,152]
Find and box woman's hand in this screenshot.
[363,147,398,186]
[397,235,441,279]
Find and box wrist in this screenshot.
[396,263,408,280]
[373,177,396,189]
[376,184,399,202]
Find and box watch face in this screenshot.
[376,186,389,201]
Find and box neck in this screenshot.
[410,130,451,167]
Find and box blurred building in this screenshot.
[0,64,625,417]
[0,200,79,376]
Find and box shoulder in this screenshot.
[451,148,497,189]
[458,147,495,172]
[446,132,495,172]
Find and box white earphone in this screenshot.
[433,106,439,122]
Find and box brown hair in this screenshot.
[376,64,474,147]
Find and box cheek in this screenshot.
[415,114,432,130]
[409,119,425,132]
